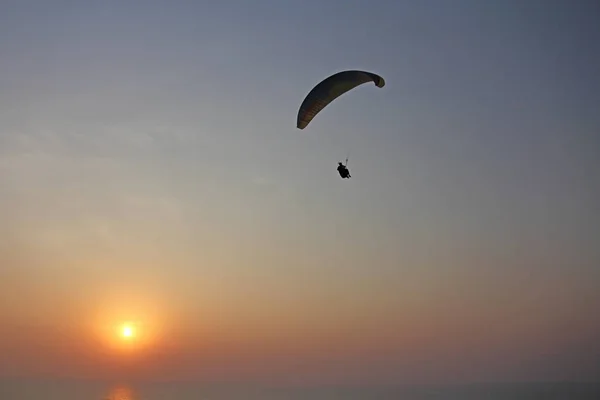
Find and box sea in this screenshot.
[1,380,599,400]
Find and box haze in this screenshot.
[1,0,599,386]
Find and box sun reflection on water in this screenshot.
[105,385,137,400]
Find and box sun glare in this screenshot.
[91,304,163,354]
[122,324,135,339]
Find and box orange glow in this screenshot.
[122,324,134,339]
[100,319,154,352]
[89,299,165,355]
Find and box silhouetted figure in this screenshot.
[337,162,351,179]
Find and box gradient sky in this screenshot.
[1,0,599,386]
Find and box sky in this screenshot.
[0,0,599,386]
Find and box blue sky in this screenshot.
[0,0,599,384]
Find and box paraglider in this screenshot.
[296,70,385,130]
[296,70,385,179]
[337,159,351,179]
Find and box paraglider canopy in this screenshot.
[296,70,385,130]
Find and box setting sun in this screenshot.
[90,303,164,355]
[122,325,134,338]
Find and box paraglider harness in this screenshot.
[337,158,351,179]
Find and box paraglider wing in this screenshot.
[296,70,385,130]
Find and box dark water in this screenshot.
[1,380,599,400]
